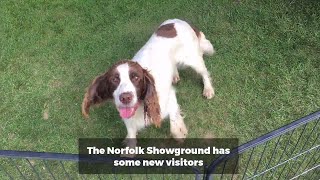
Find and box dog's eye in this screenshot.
[133,76,139,81]
[111,75,120,83]
[131,74,140,81]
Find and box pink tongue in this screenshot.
[119,107,135,119]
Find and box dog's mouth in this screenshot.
[117,102,140,119]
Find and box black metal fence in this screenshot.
[204,110,320,180]
[1,111,319,180]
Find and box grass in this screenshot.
[0,0,319,178]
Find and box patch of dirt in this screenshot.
[43,103,49,120]
[29,160,36,166]
[203,132,215,139]
[50,80,63,88]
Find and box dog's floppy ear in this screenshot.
[142,69,161,127]
[82,73,112,118]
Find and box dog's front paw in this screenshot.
[203,87,214,99]
[171,124,188,143]
[172,75,180,84]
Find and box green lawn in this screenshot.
[0,0,319,158]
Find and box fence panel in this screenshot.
[0,150,201,180]
[1,111,319,180]
[205,110,320,180]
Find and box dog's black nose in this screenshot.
[119,92,133,104]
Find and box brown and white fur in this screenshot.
[82,19,215,145]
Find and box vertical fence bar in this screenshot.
[43,159,56,180]
[288,150,312,179]
[9,158,26,180]
[267,129,296,178]
[25,159,41,180]
[60,161,72,180]
[298,146,320,176]
[241,147,255,180]
[195,171,201,180]
[253,141,268,176]
[305,156,320,179]
[231,155,239,180]
[286,130,319,179]
[219,158,228,180]
[298,120,318,152]
[260,134,282,179]
[289,157,320,180]
[277,129,295,163]
[308,149,320,169]
[277,124,309,179]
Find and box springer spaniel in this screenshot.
[82,19,215,144]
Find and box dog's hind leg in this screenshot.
[183,55,215,99]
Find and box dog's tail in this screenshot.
[199,32,215,56]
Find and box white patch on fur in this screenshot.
[113,63,138,107]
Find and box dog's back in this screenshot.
[133,19,214,67]
[132,19,215,108]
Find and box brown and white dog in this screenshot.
[82,19,215,144]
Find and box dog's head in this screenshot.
[82,60,161,127]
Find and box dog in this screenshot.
[82,19,215,146]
